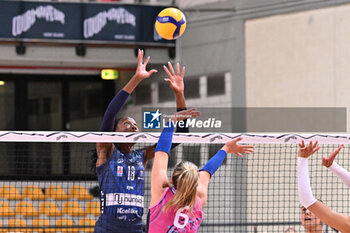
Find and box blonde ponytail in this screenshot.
[163,161,199,213]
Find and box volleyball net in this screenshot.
[0,131,349,233]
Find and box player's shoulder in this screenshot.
[133,149,145,156]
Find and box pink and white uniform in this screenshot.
[148,187,203,233]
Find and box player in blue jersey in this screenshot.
[94,49,190,233]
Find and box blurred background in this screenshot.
[2,0,349,133]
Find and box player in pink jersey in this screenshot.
[146,113,254,233]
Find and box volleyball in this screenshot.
[155,8,186,40]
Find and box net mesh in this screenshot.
[0,132,348,233]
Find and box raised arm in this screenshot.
[321,144,350,188]
[297,141,350,232]
[197,138,254,207]
[123,49,157,94]
[144,62,188,164]
[149,122,175,207]
[164,62,186,110]
[150,109,200,207]
[96,49,157,167]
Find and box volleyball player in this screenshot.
[301,205,323,233]
[147,118,254,233]
[297,140,350,233]
[94,49,190,233]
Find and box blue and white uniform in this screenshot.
[94,147,145,233]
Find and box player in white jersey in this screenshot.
[297,140,350,233]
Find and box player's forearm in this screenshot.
[155,122,175,154]
[123,74,143,94]
[297,157,317,208]
[199,150,227,177]
[100,90,129,131]
[328,162,350,188]
[174,92,189,134]
[175,92,186,109]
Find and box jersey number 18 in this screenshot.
[127,166,136,181]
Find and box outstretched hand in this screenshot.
[170,108,200,123]
[163,62,185,94]
[135,49,157,80]
[322,144,344,168]
[298,140,321,159]
[222,138,254,157]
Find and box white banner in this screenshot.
[106,193,144,208]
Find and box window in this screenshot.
[86,91,103,116]
[69,82,104,121]
[28,82,62,131]
[207,74,225,96]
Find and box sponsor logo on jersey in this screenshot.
[105,193,144,208]
[117,207,138,215]
[117,166,123,177]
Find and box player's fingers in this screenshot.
[336,144,344,153]
[242,148,254,153]
[329,144,343,159]
[148,69,158,76]
[322,157,327,164]
[163,65,172,78]
[186,108,197,112]
[308,141,313,149]
[181,66,185,79]
[144,56,150,66]
[190,111,201,117]
[137,49,142,65]
[313,146,321,153]
[187,109,200,117]
[233,137,242,143]
[164,79,172,85]
[176,63,180,76]
[168,61,175,76]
